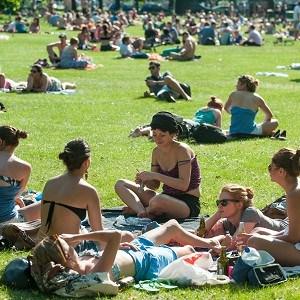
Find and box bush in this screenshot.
[0,0,21,13]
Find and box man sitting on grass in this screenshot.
[144,61,191,103]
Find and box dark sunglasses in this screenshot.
[31,69,38,73]
[268,163,279,172]
[216,199,240,207]
[148,66,156,70]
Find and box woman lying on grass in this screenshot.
[37,139,133,250]
[24,64,76,93]
[31,219,226,293]
[204,183,288,239]
[116,111,201,219]
[238,148,300,266]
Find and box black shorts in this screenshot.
[162,192,200,217]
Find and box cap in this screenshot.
[150,112,178,133]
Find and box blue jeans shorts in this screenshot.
[126,236,178,282]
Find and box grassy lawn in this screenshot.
[0,20,300,299]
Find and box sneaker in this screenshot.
[278,130,287,140]
[270,129,281,139]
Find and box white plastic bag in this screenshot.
[158,252,230,286]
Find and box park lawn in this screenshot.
[0,20,300,299]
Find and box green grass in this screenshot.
[1,20,300,299]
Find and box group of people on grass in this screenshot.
[0,114,299,294]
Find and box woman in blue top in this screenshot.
[0,125,40,232]
[193,96,223,128]
[225,75,278,136]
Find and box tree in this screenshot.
[0,0,21,13]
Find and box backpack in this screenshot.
[192,123,227,144]
[171,114,195,140]
[261,195,287,220]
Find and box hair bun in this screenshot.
[58,152,67,160]
[246,188,254,200]
[16,130,28,139]
[210,96,216,102]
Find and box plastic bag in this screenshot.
[158,252,230,286]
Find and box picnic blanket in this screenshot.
[83,207,203,234]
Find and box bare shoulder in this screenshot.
[176,142,194,158]
[11,156,31,172]
[79,180,99,199]
[288,188,300,203]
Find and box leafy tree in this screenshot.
[0,0,21,13]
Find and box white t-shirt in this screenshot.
[119,43,133,57]
[248,30,262,45]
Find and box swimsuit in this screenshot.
[156,156,201,217]
[0,175,21,223]
[42,199,86,231]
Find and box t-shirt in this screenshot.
[248,30,262,45]
[119,43,133,57]
[145,72,171,95]
[240,207,288,231]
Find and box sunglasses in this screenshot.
[148,66,156,70]
[268,163,279,172]
[31,69,38,73]
[216,199,240,207]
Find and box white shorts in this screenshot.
[251,123,263,135]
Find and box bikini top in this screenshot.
[0,175,21,187]
[43,199,86,231]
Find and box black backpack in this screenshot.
[192,123,227,144]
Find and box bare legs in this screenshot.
[248,235,300,266]
[164,76,191,100]
[142,219,220,249]
[18,201,41,221]
[115,180,192,219]
[261,118,279,136]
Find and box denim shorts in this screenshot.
[125,236,178,282]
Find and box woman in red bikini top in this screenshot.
[115,111,201,219]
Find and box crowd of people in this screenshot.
[0,3,298,297]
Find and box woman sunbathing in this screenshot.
[31,219,225,293]
[0,125,41,233]
[116,112,201,219]
[38,139,133,249]
[204,183,288,239]
[24,64,75,93]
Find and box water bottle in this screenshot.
[241,247,261,266]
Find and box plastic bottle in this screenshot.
[241,247,261,266]
[235,221,245,254]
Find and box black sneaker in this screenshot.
[0,102,6,112]
[270,129,280,139]
[278,130,287,140]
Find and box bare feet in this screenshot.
[122,206,137,216]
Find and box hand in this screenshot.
[119,242,139,251]
[138,171,156,182]
[15,197,25,208]
[235,232,252,248]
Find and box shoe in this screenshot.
[270,129,281,139]
[165,93,176,103]
[278,130,287,140]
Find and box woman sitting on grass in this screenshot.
[204,183,288,239]
[225,75,278,137]
[59,37,91,69]
[31,219,225,293]
[24,64,76,93]
[238,148,300,266]
[38,139,133,249]
[116,112,201,219]
[0,125,41,233]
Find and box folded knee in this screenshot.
[114,179,127,191]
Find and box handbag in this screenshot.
[248,264,287,287]
[1,219,41,250]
